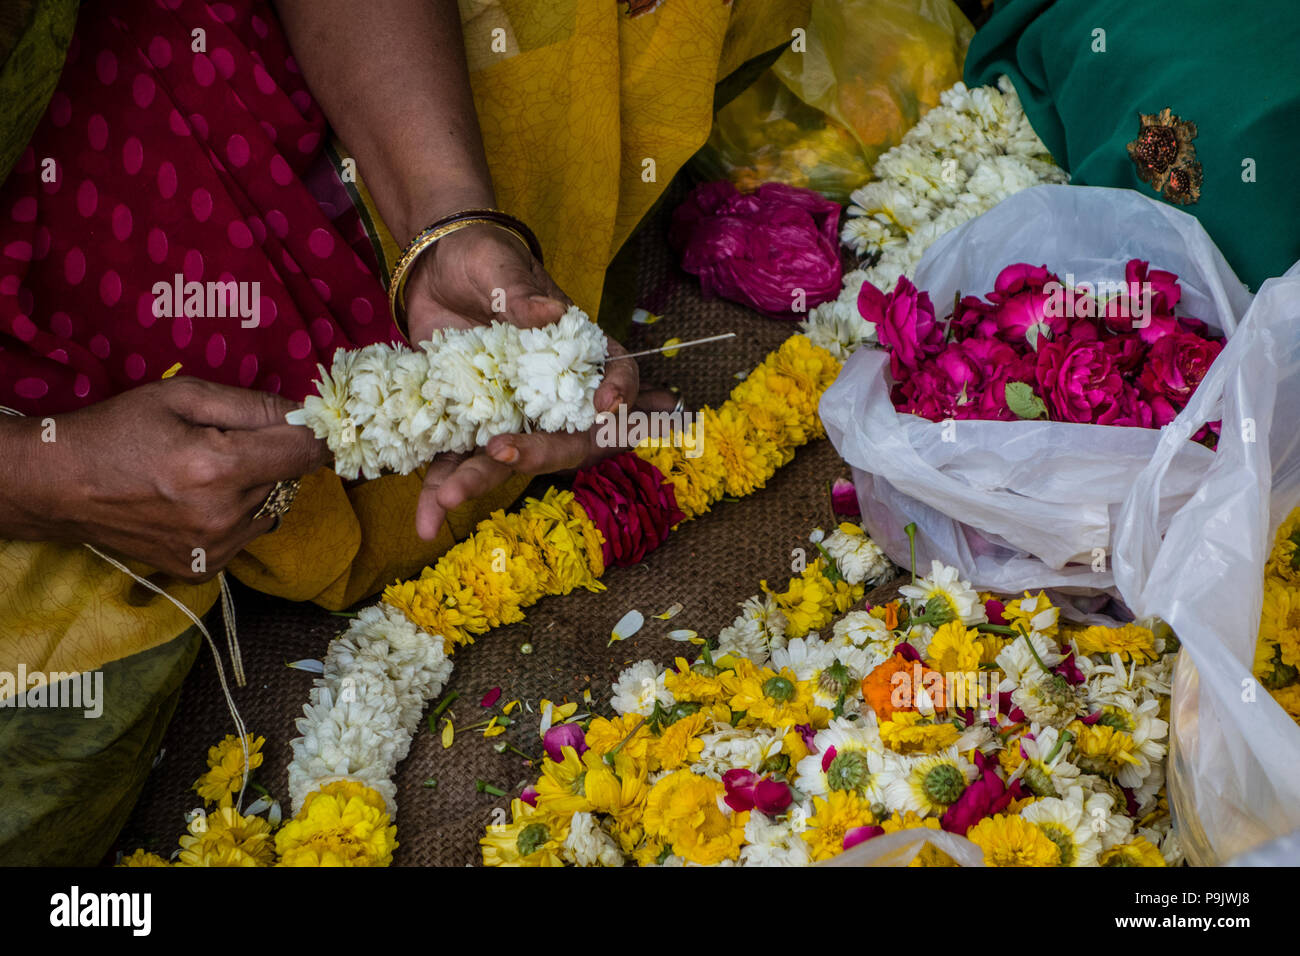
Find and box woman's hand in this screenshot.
[401,224,641,540]
[0,378,328,580]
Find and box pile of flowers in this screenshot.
[119,735,398,867]
[1254,506,1300,724]
[286,306,607,479]
[867,259,1223,437]
[801,76,1067,357]
[480,528,1180,866]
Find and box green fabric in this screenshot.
[964,0,1300,290]
[0,627,201,866]
[0,0,78,188]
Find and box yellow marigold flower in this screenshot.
[1072,623,1158,663]
[976,635,1012,667]
[730,363,813,449]
[926,621,982,674]
[1068,721,1142,778]
[1100,837,1166,867]
[1266,507,1300,586]
[644,771,747,865]
[1271,684,1300,721]
[879,711,961,753]
[769,335,840,435]
[1260,579,1300,669]
[480,798,568,867]
[967,814,1061,867]
[193,734,264,806]
[635,417,726,519]
[649,711,709,771]
[801,790,874,862]
[177,806,276,867]
[1001,591,1059,637]
[697,404,784,498]
[534,746,593,821]
[727,659,829,729]
[275,781,397,867]
[118,849,169,867]
[585,713,650,761]
[664,658,731,705]
[382,578,472,653]
[998,733,1027,776]
[424,532,537,631]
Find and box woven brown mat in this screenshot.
[114,190,891,866]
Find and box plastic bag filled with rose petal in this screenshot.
[1113,263,1300,865]
[820,184,1255,597]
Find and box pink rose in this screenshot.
[1137,330,1223,413]
[987,263,1070,350]
[1100,260,1184,344]
[1035,338,1129,424]
[864,276,944,374]
[670,181,842,318]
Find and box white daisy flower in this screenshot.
[879,746,976,817]
[899,560,988,626]
[1020,786,1113,867]
[794,716,888,802]
[822,526,891,586]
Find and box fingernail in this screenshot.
[599,392,624,414]
[491,443,519,465]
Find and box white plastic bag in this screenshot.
[820,827,984,867]
[821,185,1255,594]
[1113,264,1300,865]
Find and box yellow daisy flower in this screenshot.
[1002,591,1059,637]
[585,713,651,761]
[967,814,1061,866]
[480,798,568,867]
[533,747,593,821]
[727,659,829,729]
[1067,721,1142,778]
[664,657,732,705]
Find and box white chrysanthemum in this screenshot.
[1012,671,1086,728]
[609,660,672,716]
[562,811,625,867]
[740,813,812,867]
[996,630,1063,689]
[822,527,891,586]
[899,560,987,626]
[879,746,976,817]
[717,593,788,663]
[795,716,888,801]
[1020,786,1113,867]
[800,290,875,359]
[511,307,605,432]
[694,726,785,776]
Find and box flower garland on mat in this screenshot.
[1254,506,1300,724]
[480,527,1181,867]
[286,306,606,479]
[800,76,1067,360]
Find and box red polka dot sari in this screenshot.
[0,0,397,415]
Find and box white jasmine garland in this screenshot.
[286,306,607,479]
[562,812,625,867]
[801,76,1066,360]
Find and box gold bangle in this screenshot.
[387,215,534,341]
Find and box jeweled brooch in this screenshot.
[1127,108,1202,205]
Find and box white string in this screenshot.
[4,405,253,808]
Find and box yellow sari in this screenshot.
[0,0,810,688]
